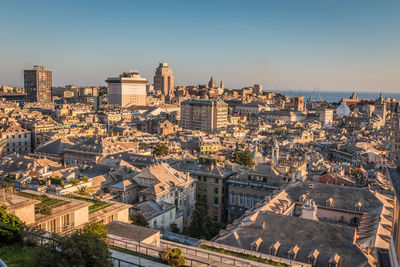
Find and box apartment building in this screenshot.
[180,99,228,133]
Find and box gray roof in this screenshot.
[216,212,368,266]
[107,221,159,242]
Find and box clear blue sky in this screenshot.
[0,0,399,92]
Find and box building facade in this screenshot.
[106,71,147,107]
[1,124,31,155]
[180,99,228,133]
[24,65,52,103]
[154,62,174,98]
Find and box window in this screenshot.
[245,195,251,208]
[203,177,207,182]
[230,193,236,205]
[214,188,218,194]
[215,178,218,184]
[214,197,219,205]
[238,194,244,206]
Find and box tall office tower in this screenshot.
[253,84,263,95]
[208,76,216,88]
[106,70,147,107]
[24,65,52,103]
[154,62,174,97]
[180,99,228,133]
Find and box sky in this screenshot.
[0,0,399,92]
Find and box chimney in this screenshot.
[46,179,51,187]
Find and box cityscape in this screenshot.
[1,1,400,267]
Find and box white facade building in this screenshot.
[106,71,147,107]
[336,102,350,118]
[319,109,333,128]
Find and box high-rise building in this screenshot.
[24,65,52,103]
[106,70,147,107]
[180,99,228,133]
[154,62,174,98]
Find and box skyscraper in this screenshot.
[106,70,147,107]
[154,62,174,98]
[24,65,52,103]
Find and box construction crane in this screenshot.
[317,87,323,102]
[307,88,317,102]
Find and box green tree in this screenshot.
[231,146,255,167]
[83,220,107,241]
[159,247,186,267]
[0,206,24,245]
[130,213,149,227]
[36,230,112,267]
[152,143,169,157]
[187,197,219,240]
[169,223,180,234]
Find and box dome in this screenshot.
[336,102,350,118]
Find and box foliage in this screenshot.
[17,192,68,215]
[48,176,65,187]
[152,143,169,157]
[0,206,24,245]
[65,194,111,214]
[187,196,219,240]
[0,205,24,227]
[199,244,288,267]
[231,145,255,167]
[83,220,107,241]
[159,247,186,267]
[76,185,90,195]
[169,222,180,234]
[0,222,22,244]
[130,213,149,227]
[36,230,112,267]
[0,243,38,267]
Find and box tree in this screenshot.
[130,213,149,227]
[83,220,107,241]
[152,143,169,157]
[231,145,255,167]
[159,247,186,267]
[169,223,180,234]
[187,197,219,240]
[0,206,24,245]
[36,230,112,267]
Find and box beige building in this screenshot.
[154,62,174,99]
[1,124,31,155]
[1,189,131,235]
[180,99,228,133]
[106,70,147,107]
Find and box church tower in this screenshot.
[208,77,216,88]
[272,142,280,163]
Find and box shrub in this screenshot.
[159,247,185,267]
[130,214,149,227]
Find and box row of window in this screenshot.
[230,193,263,208]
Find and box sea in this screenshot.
[266,90,400,103]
